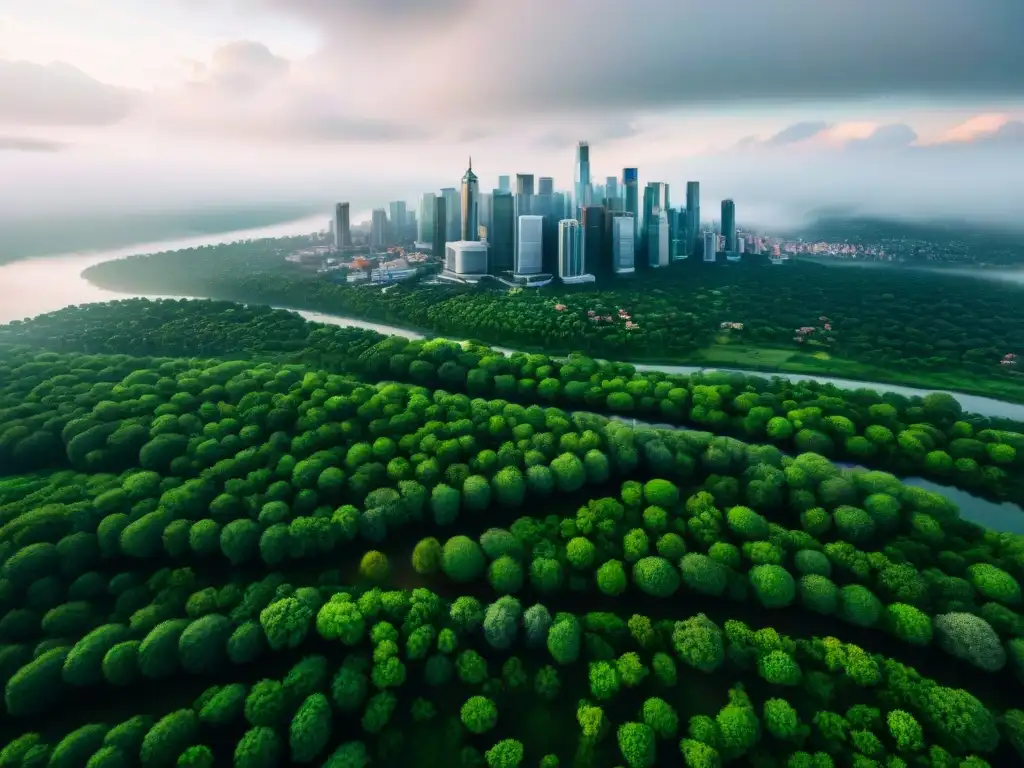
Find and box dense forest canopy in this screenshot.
[0,299,1022,764]
[83,238,1024,402]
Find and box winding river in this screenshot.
[1,218,1022,532]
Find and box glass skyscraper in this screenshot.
[558,219,583,280]
[721,199,736,253]
[686,182,701,255]
[490,191,515,272]
[460,158,479,242]
[418,194,435,244]
[574,142,591,214]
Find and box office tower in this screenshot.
[558,219,584,281]
[516,174,535,196]
[445,241,488,277]
[580,205,605,277]
[641,183,668,267]
[515,215,544,275]
[531,191,558,275]
[574,141,591,214]
[721,199,737,253]
[538,177,554,195]
[460,157,479,242]
[333,202,351,249]
[738,236,746,254]
[441,187,460,241]
[686,182,701,255]
[622,168,639,243]
[498,175,511,194]
[432,195,447,257]
[605,176,618,202]
[611,214,636,275]
[647,210,670,268]
[703,229,717,262]
[371,209,388,248]
[490,191,515,272]
[477,192,493,240]
[387,201,406,242]
[418,193,436,244]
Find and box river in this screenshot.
[1,220,1023,532]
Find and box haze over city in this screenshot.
[3,0,1024,237]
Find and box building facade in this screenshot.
[686,182,701,255]
[333,202,351,249]
[460,158,479,242]
[622,168,639,245]
[721,198,737,254]
[432,195,447,258]
[490,191,515,272]
[574,141,591,214]
[388,201,406,242]
[441,187,460,242]
[648,210,670,267]
[703,229,717,262]
[611,214,636,274]
[515,215,544,276]
[558,219,584,281]
[370,208,388,248]
[497,175,510,194]
[418,193,435,244]
[538,177,554,195]
[444,241,489,278]
[580,205,605,277]
[477,192,493,241]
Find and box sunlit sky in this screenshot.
[2,0,1024,228]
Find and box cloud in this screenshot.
[243,0,1024,117]
[0,136,67,152]
[532,120,640,150]
[938,115,1024,146]
[0,60,135,126]
[764,121,832,145]
[846,123,919,150]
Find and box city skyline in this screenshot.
[3,2,1024,231]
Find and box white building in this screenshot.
[612,215,635,274]
[558,219,594,284]
[648,210,670,268]
[703,229,717,262]
[515,215,544,276]
[444,241,489,281]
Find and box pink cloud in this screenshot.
[938,113,1010,143]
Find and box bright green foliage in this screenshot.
[484,739,524,768]
[488,556,524,594]
[933,612,1006,671]
[837,585,883,627]
[757,650,802,686]
[671,614,724,673]
[885,603,933,646]
[322,741,369,768]
[763,698,803,742]
[566,537,597,570]
[966,563,1021,605]
[259,597,313,651]
[726,506,769,540]
[359,551,390,583]
[588,660,620,700]
[289,693,332,763]
[316,599,366,644]
[632,556,681,597]
[679,554,729,597]
[442,536,486,583]
[596,559,628,596]
[617,722,656,768]
[749,565,796,608]
[798,575,839,615]
[461,695,498,734]
[679,739,720,768]
[412,537,443,575]
[641,697,679,739]
[886,710,924,752]
[616,652,649,687]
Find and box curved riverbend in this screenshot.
[2,221,1023,422]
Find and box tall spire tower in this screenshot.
[461,156,479,241]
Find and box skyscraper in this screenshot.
[460,157,479,242]
[558,219,585,282]
[418,193,436,244]
[515,215,544,276]
[371,209,388,248]
[622,168,639,244]
[388,201,407,242]
[686,182,701,255]
[648,210,669,268]
[477,192,493,241]
[490,191,514,272]
[333,202,351,249]
[703,229,717,262]
[516,174,535,196]
[721,199,737,253]
[432,195,447,258]
[611,214,636,275]
[442,187,460,241]
[580,205,605,277]
[538,177,554,195]
[574,142,591,214]
[498,175,511,194]
[605,176,618,203]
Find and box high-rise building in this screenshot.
[490,191,515,272]
[605,176,618,202]
[622,168,639,244]
[388,201,407,242]
[441,187,460,241]
[532,191,558,275]
[460,158,479,242]
[721,199,737,253]
[538,177,554,195]
[333,202,351,249]
[477,192,493,241]
[738,236,746,254]
[371,209,388,248]
[611,214,636,275]
[703,229,717,263]
[498,175,511,194]
[580,206,605,277]
[516,174,535,196]
[515,215,544,276]
[641,182,668,267]
[418,193,436,244]
[574,141,591,214]
[558,219,585,282]
[432,195,447,257]
[686,182,701,255]
[647,210,670,267]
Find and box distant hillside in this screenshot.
[0,203,323,264]
[790,215,1024,264]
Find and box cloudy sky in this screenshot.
[2,0,1024,231]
